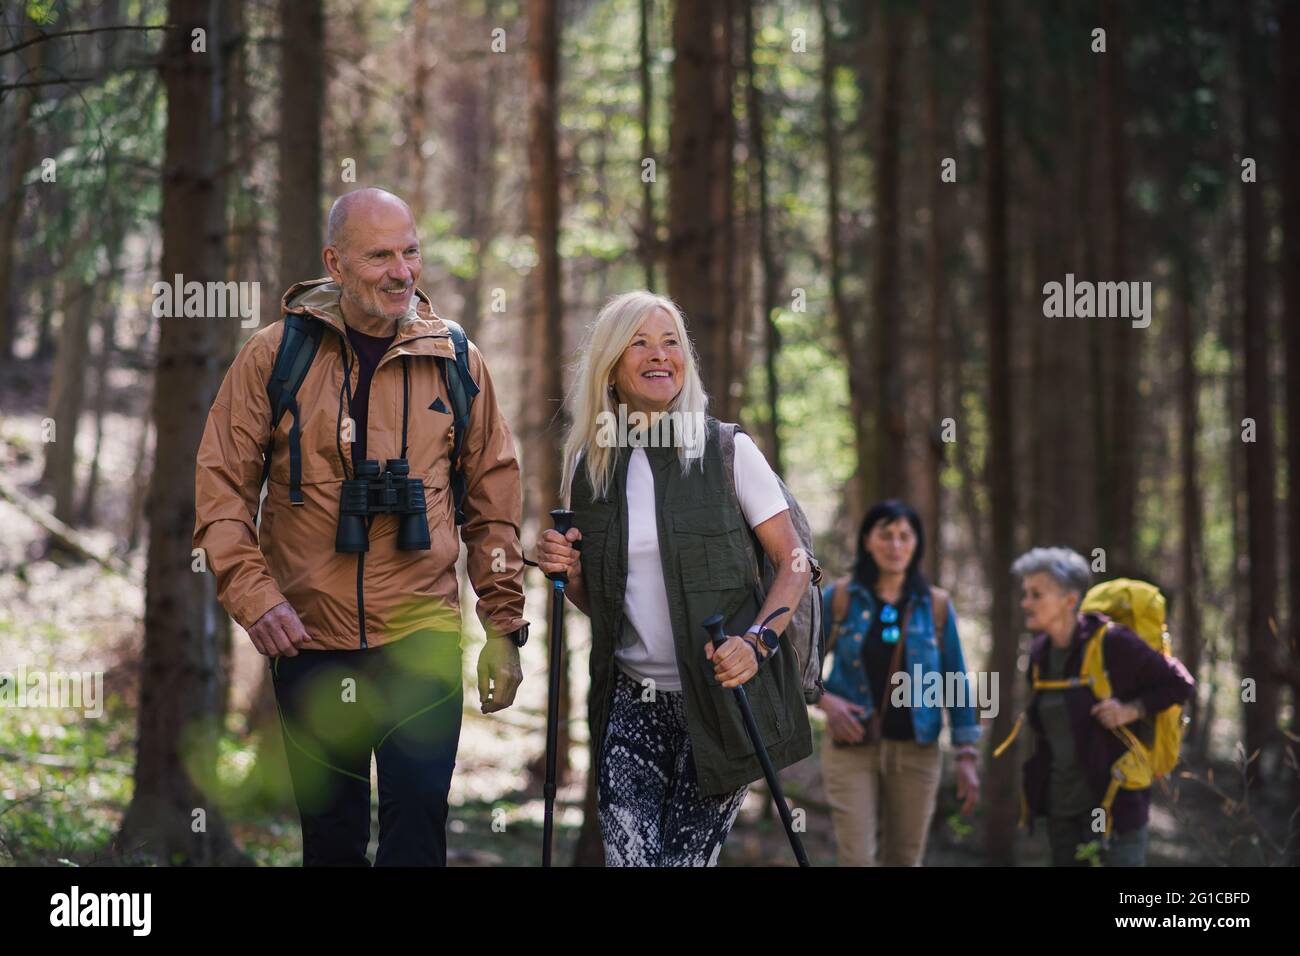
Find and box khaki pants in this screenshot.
[821,734,943,866]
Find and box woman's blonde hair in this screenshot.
[560,291,709,505]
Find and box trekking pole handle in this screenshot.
[702,613,727,651]
[550,508,574,536]
[548,509,577,584]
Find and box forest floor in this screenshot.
[1,361,1296,868]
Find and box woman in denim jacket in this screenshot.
[817,500,981,865]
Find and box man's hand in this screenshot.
[477,636,523,713]
[1090,697,1141,730]
[248,600,313,657]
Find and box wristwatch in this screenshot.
[506,623,529,648]
[746,624,780,661]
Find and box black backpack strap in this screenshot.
[262,312,323,506]
[438,319,480,525]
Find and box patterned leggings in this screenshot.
[597,670,748,867]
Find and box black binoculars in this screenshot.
[335,458,431,553]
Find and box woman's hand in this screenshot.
[818,691,868,744]
[1090,697,1141,730]
[537,527,582,578]
[705,636,758,688]
[954,757,980,815]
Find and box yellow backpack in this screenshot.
[995,578,1186,835]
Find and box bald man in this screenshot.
[195,187,528,865]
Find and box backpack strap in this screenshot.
[437,318,480,526]
[930,585,949,641]
[262,312,324,507]
[825,575,852,656]
[928,585,950,740]
[717,421,765,589]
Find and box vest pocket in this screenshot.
[709,665,792,760]
[574,508,612,592]
[672,505,750,592]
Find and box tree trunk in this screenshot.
[279,0,325,287]
[668,0,735,417]
[526,0,570,781]
[818,0,870,516]
[711,0,738,420]
[1280,0,1300,862]
[1176,255,1204,746]
[979,0,1018,866]
[920,0,944,580]
[446,3,499,340]
[639,0,657,290]
[79,252,122,526]
[1279,0,1300,868]
[409,0,432,215]
[1100,0,1137,572]
[1237,0,1279,787]
[117,0,246,866]
[872,0,906,499]
[744,0,782,474]
[0,16,42,361]
[40,273,93,526]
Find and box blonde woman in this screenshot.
[536,291,813,866]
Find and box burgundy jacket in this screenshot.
[1021,612,1196,835]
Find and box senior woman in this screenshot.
[1010,547,1194,866]
[817,499,981,866]
[536,290,813,867]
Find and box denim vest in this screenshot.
[821,580,981,746]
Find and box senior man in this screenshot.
[194,187,527,866]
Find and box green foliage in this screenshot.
[26,0,57,25]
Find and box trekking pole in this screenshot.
[542,508,578,867]
[702,613,810,867]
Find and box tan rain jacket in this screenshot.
[194,279,526,650]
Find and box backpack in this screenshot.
[260,311,479,523]
[717,422,825,703]
[994,577,1187,836]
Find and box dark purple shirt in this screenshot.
[344,324,396,467]
[1021,611,1196,835]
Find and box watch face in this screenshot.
[512,625,529,647]
[760,627,780,651]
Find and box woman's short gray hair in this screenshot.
[1010,547,1092,596]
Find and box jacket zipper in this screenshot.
[306,316,369,650]
[357,542,367,649]
[291,310,449,650]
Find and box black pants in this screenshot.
[1046,813,1149,867]
[270,628,463,866]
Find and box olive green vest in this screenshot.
[571,416,813,797]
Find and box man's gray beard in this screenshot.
[344,286,414,322]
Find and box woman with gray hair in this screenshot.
[1008,547,1194,866]
[535,291,813,866]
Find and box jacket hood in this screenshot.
[280,277,450,345]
